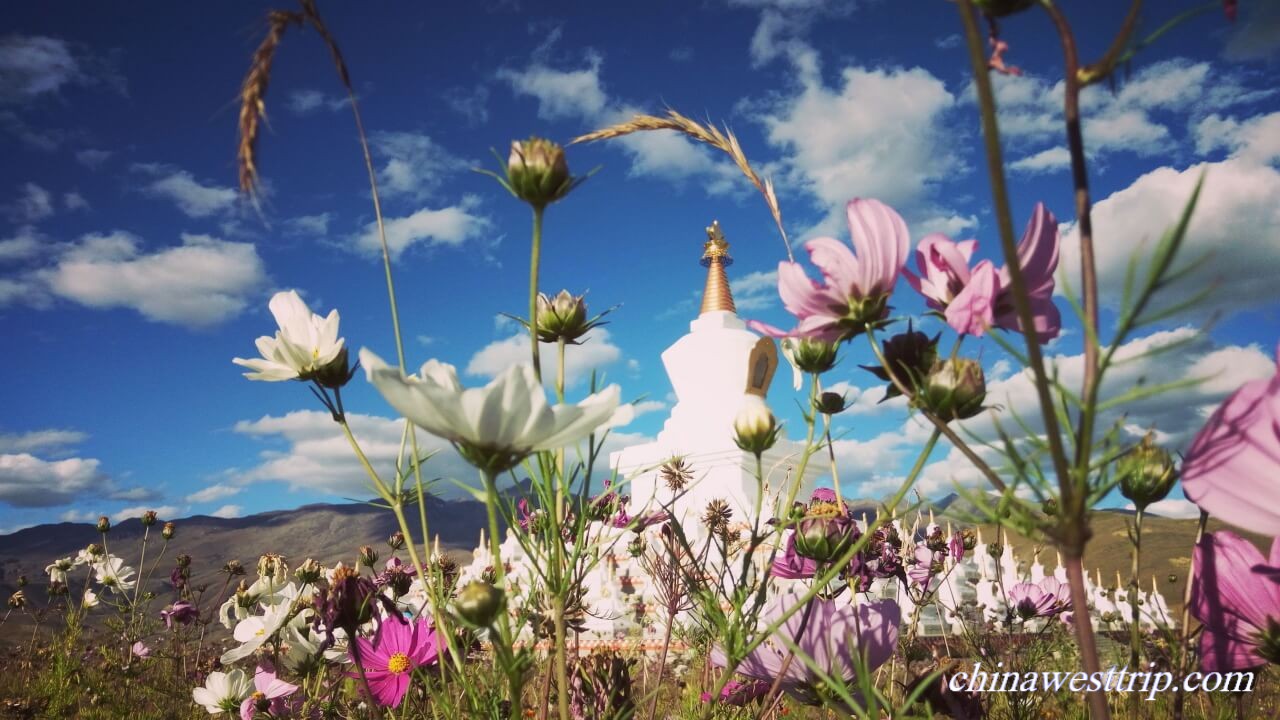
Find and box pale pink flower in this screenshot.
[1183,343,1280,534]
[1006,577,1069,619]
[239,664,299,720]
[993,203,1061,341]
[1189,531,1280,671]
[749,199,909,342]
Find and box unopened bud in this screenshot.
[733,396,780,455]
[861,321,940,400]
[793,503,859,563]
[815,391,849,416]
[535,290,595,344]
[783,337,840,375]
[455,580,504,627]
[919,358,986,421]
[223,560,245,577]
[358,546,379,568]
[506,137,576,208]
[8,591,25,609]
[141,510,158,527]
[176,553,191,569]
[295,558,323,584]
[96,516,111,534]
[17,575,28,588]
[1118,432,1178,511]
[161,522,176,540]
[387,531,405,551]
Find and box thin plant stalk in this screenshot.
[528,206,545,381]
[1128,505,1145,717]
[1173,510,1210,720]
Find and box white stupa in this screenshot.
[611,220,823,540]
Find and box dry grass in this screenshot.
[572,109,794,261]
[237,10,303,194]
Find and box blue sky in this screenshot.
[2,0,1279,533]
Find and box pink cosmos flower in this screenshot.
[1182,343,1280,535]
[711,597,900,708]
[239,664,299,720]
[700,678,771,706]
[905,204,1060,340]
[771,532,818,580]
[749,199,910,342]
[1189,531,1280,672]
[349,617,441,707]
[1006,577,1069,619]
[131,641,150,659]
[906,546,945,588]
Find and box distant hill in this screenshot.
[0,493,1264,624]
[0,495,492,617]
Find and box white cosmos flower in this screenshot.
[192,669,253,715]
[93,556,136,594]
[46,558,73,584]
[82,588,99,609]
[359,349,633,472]
[220,602,301,665]
[233,290,346,382]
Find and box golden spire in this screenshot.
[700,220,736,314]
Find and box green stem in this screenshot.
[479,469,522,720]
[1128,506,1144,717]
[553,337,570,720]
[822,415,844,510]
[529,206,545,382]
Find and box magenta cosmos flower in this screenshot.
[239,664,299,720]
[1006,577,1069,620]
[1189,531,1280,671]
[904,203,1060,340]
[1182,343,1280,535]
[349,617,442,707]
[749,198,910,342]
[711,596,899,708]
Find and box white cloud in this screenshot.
[1195,111,1280,164]
[0,36,80,102]
[63,191,89,211]
[186,484,241,504]
[113,505,181,523]
[370,131,469,200]
[233,410,472,497]
[352,198,492,259]
[286,89,348,115]
[107,487,161,502]
[757,64,962,231]
[75,148,112,169]
[631,400,667,418]
[210,504,243,519]
[731,269,779,312]
[0,429,87,454]
[135,164,238,218]
[0,226,45,263]
[466,328,623,387]
[42,231,268,326]
[844,331,1275,500]
[1009,147,1070,175]
[283,213,331,236]
[4,182,53,222]
[0,453,102,507]
[1125,498,1201,520]
[498,53,608,120]
[1060,158,1280,318]
[442,85,490,125]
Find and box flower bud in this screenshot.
[311,346,354,390]
[358,546,379,568]
[506,137,575,208]
[535,290,594,344]
[860,321,940,400]
[257,554,289,584]
[815,391,849,416]
[176,553,192,569]
[1117,432,1178,511]
[141,510,158,527]
[295,558,323,584]
[96,516,111,534]
[161,522,176,540]
[87,543,104,558]
[733,396,780,455]
[919,358,986,421]
[223,559,245,577]
[783,337,840,375]
[8,590,25,609]
[455,580,504,627]
[627,536,645,558]
[16,574,28,588]
[793,502,859,563]
[387,531,405,551]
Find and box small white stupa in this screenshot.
[612,220,823,539]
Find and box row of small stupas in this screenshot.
[457,222,1173,650]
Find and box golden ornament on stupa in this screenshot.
[700,220,736,315]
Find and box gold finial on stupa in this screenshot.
[700,220,736,314]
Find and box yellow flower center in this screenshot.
[251,691,266,702]
[387,652,411,674]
